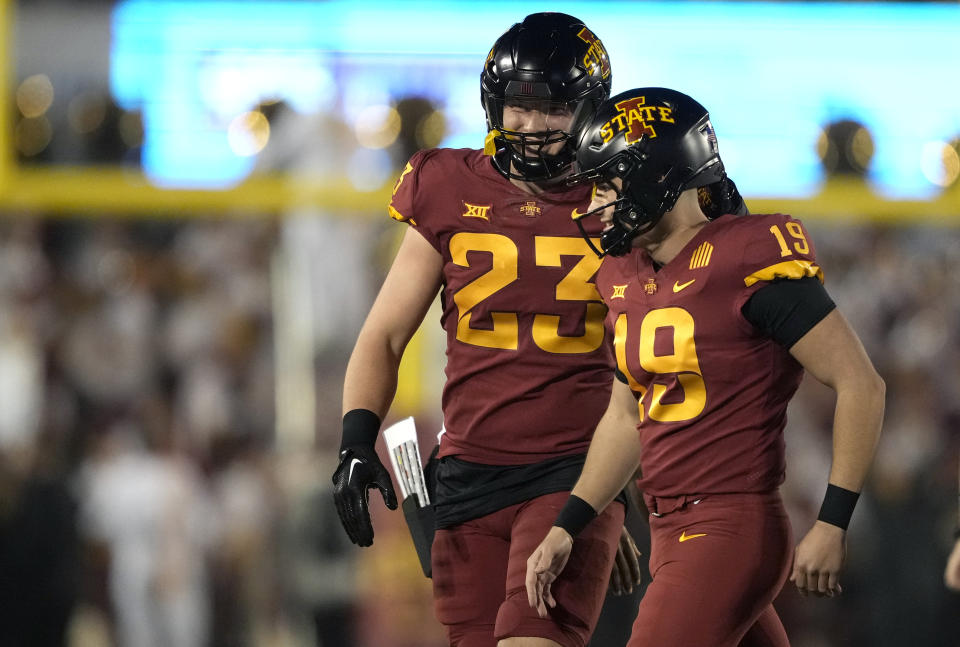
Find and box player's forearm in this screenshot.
[340,227,442,422]
[789,310,885,497]
[341,329,404,420]
[827,370,885,492]
[572,406,641,513]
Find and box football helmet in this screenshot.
[481,12,612,182]
[571,87,727,257]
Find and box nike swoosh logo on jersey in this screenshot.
[679,530,707,542]
[347,458,363,482]
[673,279,696,292]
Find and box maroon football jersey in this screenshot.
[390,148,615,465]
[596,213,823,496]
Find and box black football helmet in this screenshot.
[481,12,612,182]
[570,87,727,257]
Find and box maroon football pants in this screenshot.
[431,491,625,647]
[628,491,792,647]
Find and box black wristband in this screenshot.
[340,409,381,451]
[817,483,860,530]
[554,494,598,538]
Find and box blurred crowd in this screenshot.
[778,221,960,646]
[0,212,957,647]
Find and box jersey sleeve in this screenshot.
[738,214,823,289]
[388,148,442,252]
[741,276,836,348]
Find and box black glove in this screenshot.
[332,410,398,547]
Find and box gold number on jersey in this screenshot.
[769,223,810,257]
[639,308,706,422]
[450,233,519,349]
[533,236,605,353]
[614,313,647,421]
[616,307,706,423]
[448,233,605,353]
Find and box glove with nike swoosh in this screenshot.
[332,409,398,547]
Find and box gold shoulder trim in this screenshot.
[388,204,411,223]
[743,260,823,286]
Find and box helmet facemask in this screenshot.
[480,13,612,183]
[571,150,672,258]
[483,92,603,182]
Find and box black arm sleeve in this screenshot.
[741,276,836,349]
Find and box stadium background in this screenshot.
[0,1,957,646]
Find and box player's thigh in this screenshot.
[738,605,789,647]
[432,518,511,636]
[496,491,624,646]
[629,493,791,647]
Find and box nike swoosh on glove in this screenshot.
[332,444,398,546]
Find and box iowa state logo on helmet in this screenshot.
[576,27,611,80]
[600,95,676,144]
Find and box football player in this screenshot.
[333,13,641,647]
[525,87,885,647]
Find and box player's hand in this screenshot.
[332,444,397,547]
[526,527,574,618]
[609,526,643,595]
[945,539,960,591]
[790,521,846,598]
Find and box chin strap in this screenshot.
[575,218,607,259]
[483,130,500,156]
